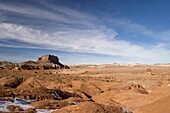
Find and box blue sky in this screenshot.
[0,0,170,64]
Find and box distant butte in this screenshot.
[0,54,69,70]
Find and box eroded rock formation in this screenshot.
[0,54,69,70]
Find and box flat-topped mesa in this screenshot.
[36,54,59,64]
[0,54,69,70]
[35,54,69,69]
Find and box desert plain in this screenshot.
[0,56,170,113]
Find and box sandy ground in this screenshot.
[0,65,170,113]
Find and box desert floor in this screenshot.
[0,65,170,113]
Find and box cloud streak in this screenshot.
[0,1,170,63]
[0,22,169,63]
[109,19,170,43]
[0,2,96,29]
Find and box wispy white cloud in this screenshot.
[115,20,154,36]
[160,30,170,41]
[110,19,170,43]
[0,2,96,28]
[0,22,169,63]
[0,2,170,63]
[0,3,70,23]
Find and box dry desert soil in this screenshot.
[0,65,170,113]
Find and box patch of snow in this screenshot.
[36,109,56,113]
[121,105,132,113]
[0,101,11,112]
[13,97,36,104]
[71,102,79,105]
[0,98,56,113]
[0,98,34,112]
[13,98,31,105]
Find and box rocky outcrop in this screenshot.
[30,97,85,109]
[0,76,23,88]
[0,61,16,70]
[52,101,125,113]
[80,83,103,97]
[36,54,59,64]
[20,54,69,70]
[0,77,78,100]
[0,54,69,70]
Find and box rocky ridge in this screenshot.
[0,54,69,70]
